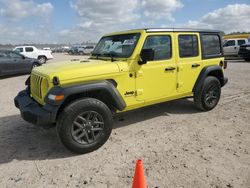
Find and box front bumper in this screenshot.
[14,90,58,127]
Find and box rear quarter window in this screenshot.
[201,34,222,58]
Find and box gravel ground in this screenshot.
[0,54,249,188]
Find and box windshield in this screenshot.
[92,33,140,58]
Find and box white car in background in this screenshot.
[223,38,248,56]
[13,46,53,64]
[78,45,95,55]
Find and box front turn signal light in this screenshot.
[48,94,65,101]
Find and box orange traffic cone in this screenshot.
[132,159,147,188]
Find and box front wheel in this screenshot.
[194,76,221,111]
[57,98,113,154]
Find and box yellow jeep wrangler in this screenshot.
[15,28,228,153]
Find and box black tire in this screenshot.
[194,76,221,111]
[38,56,47,64]
[32,62,40,69]
[244,58,250,62]
[57,98,113,154]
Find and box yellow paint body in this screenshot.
[30,29,224,112]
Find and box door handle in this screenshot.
[192,63,200,68]
[165,67,176,71]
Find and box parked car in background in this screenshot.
[223,38,248,56]
[68,45,95,55]
[43,47,51,51]
[68,46,79,55]
[0,51,41,77]
[83,46,95,54]
[238,40,250,61]
[13,46,53,64]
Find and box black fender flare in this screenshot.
[45,80,126,112]
[193,65,226,93]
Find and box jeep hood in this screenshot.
[32,59,120,82]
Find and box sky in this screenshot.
[0,0,250,44]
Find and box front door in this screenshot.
[10,52,31,73]
[223,40,237,56]
[0,57,14,75]
[135,33,177,101]
[176,33,202,94]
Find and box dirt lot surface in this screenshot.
[0,54,249,188]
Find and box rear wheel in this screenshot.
[244,58,250,62]
[57,98,113,154]
[38,56,47,64]
[194,76,221,111]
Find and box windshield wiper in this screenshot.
[102,52,117,62]
[91,53,101,59]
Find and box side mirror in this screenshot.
[139,49,154,65]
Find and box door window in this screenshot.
[25,47,34,52]
[224,40,235,47]
[142,35,171,61]
[178,35,199,58]
[237,40,246,46]
[14,48,23,53]
[8,52,22,58]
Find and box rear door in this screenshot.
[135,33,177,101]
[25,47,37,59]
[223,40,237,55]
[176,33,202,94]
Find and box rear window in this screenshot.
[178,35,199,58]
[25,47,33,52]
[201,34,222,58]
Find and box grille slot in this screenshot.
[31,74,43,99]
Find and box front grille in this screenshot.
[31,74,43,99]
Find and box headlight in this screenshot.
[246,47,250,50]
